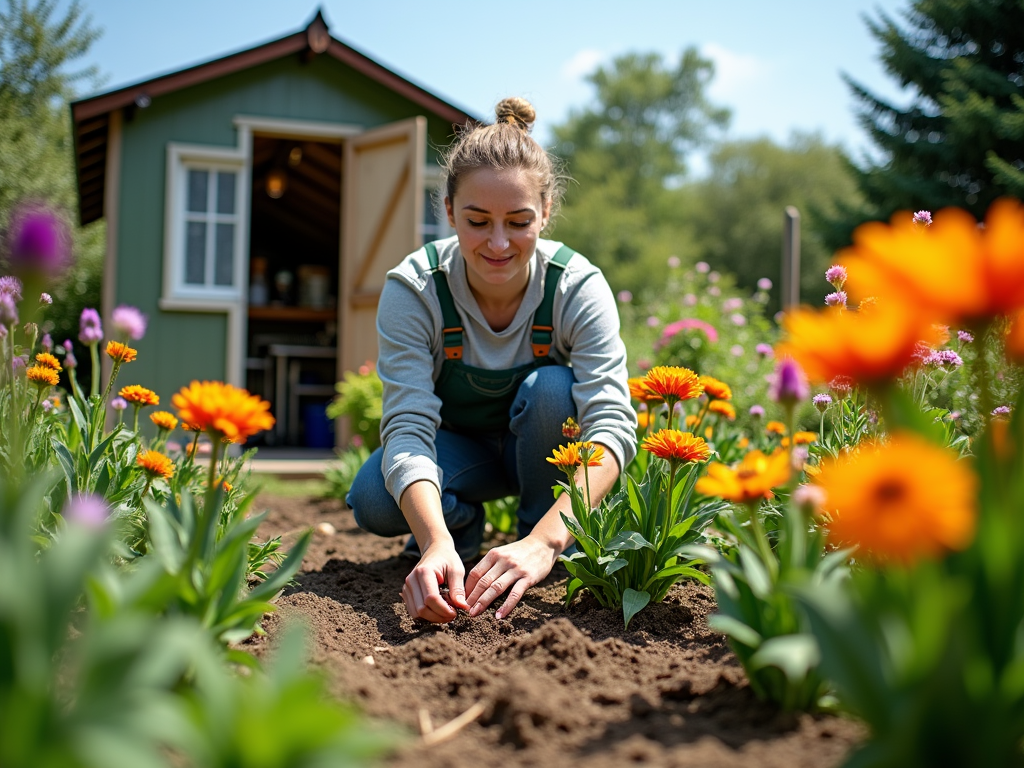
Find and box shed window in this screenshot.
[181,168,239,288]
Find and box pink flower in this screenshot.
[812,393,832,412]
[749,404,765,418]
[617,290,633,303]
[39,292,52,305]
[683,294,697,306]
[824,265,847,289]
[793,484,827,514]
[825,291,847,308]
[0,276,22,300]
[708,286,721,297]
[757,278,772,291]
[79,308,103,345]
[63,493,110,529]
[913,210,932,226]
[730,344,744,356]
[637,358,651,371]
[656,318,719,350]
[646,315,660,327]
[0,294,17,327]
[756,343,773,358]
[667,255,681,268]
[722,297,743,311]
[957,330,974,344]
[110,397,128,411]
[730,313,746,326]
[708,271,720,284]
[111,305,147,340]
[695,261,710,274]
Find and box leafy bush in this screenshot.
[326,363,382,450]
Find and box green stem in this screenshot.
[691,400,711,435]
[6,329,18,459]
[747,500,777,578]
[665,397,677,431]
[89,344,100,397]
[132,405,140,434]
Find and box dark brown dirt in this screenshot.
[247,492,863,767]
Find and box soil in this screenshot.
[246,492,863,768]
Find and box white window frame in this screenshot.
[421,165,454,244]
[163,142,248,304]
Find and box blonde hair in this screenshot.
[441,97,567,225]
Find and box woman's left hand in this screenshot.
[464,536,560,620]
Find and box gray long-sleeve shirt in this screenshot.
[377,236,637,506]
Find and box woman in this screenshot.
[348,97,636,623]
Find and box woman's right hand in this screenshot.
[401,540,471,623]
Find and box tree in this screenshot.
[549,50,729,294]
[680,134,862,310]
[833,0,1024,242]
[0,0,103,349]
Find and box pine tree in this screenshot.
[834,0,1024,242]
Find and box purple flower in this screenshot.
[63,339,73,352]
[708,271,721,284]
[695,261,710,274]
[110,397,128,411]
[813,393,833,412]
[757,277,773,291]
[41,333,52,352]
[958,330,974,344]
[730,344,744,357]
[39,292,52,305]
[111,305,147,340]
[722,297,743,311]
[11,354,27,373]
[41,399,53,413]
[749,404,765,418]
[617,290,633,303]
[992,406,1012,417]
[913,210,932,226]
[79,308,103,345]
[769,357,809,405]
[0,326,6,339]
[947,411,962,421]
[923,349,963,368]
[793,484,827,513]
[791,446,809,471]
[730,313,746,326]
[64,348,77,369]
[6,202,71,274]
[646,315,660,327]
[0,276,22,300]
[0,294,17,326]
[683,293,697,306]
[756,343,774,358]
[825,265,847,289]
[825,291,847,308]
[63,493,110,529]
[667,255,681,268]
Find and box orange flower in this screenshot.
[636,411,652,429]
[782,431,818,446]
[628,376,661,403]
[35,352,61,372]
[737,436,750,449]
[1006,311,1024,364]
[685,414,699,428]
[643,366,703,404]
[172,381,275,442]
[105,341,137,363]
[766,420,787,436]
[814,433,976,563]
[150,411,178,431]
[119,385,159,407]
[137,450,174,480]
[642,429,710,464]
[26,365,59,387]
[546,441,605,470]
[696,449,791,504]
[778,300,941,386]
[841,200,1024,324]
[699,375,732,401]
[709,400,736,421]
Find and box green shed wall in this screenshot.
[114,52,456,405]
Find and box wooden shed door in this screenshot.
[339,116,426,378]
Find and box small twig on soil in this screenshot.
[421,701,486,746]
[418,708,434,736]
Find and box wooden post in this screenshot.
[782,206,801,310]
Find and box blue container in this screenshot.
[303,402,334,448]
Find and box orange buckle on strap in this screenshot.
[445,347,463,360]
[532,344,551,357]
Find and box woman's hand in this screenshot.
[401,540,471,623]
[464,537,560,620]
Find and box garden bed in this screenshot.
[247,491,862,767]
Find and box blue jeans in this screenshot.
[347,365,576,559]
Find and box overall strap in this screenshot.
[531,245,576,357]
[425,242,464,360]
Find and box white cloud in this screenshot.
[560,48,606,83]
[700,42,769,101]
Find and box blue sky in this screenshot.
[77,0,911,166]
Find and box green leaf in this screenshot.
[603,557,628,577]
[51,439,78,495]
[738,546,773,598]
[708,614,763,649]
[622,588,651,630]
[606,530,655,552]
[564,577,584,607]
[749,634,821,683]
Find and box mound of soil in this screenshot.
[247,492,863,767]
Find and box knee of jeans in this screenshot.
[346,455,389,534]
[513,366,576,418]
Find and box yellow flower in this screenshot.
[766,420,787,436]
[636,411,652,429]
[172,381,275,442]
[137,450,174,480]
[643,366,703,403]
[35,352,61,372]
[842,199,1024,324]
[778,301,941,387]
[642,429,710,464]
[685,414,699,428]
[119,385,159,407]
[696,449,791,504]
[150,411,178,431]
[26,365,59,388]
[105,341,138,363]
[699,375,732,401]
[709,400,736,421]
[545,441,605,470]
[814,433,976,563]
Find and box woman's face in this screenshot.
[445,168,550,294]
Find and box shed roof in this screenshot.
[70,9,476,225]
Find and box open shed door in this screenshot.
[339,117,426,379]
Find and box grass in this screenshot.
[252,475,332,498]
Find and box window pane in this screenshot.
[187,170,209,213]
[185,221,207,284]
[216,171,236,214]
[214,223,234,286]
[423,189,438,226]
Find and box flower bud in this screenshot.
[769,357,809,406]
[561,417,581,440]
[78,308,103,346]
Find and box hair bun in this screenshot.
[494,97,536,133]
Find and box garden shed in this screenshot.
[70,10,472,447]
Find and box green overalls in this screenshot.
[424,241,576,433]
